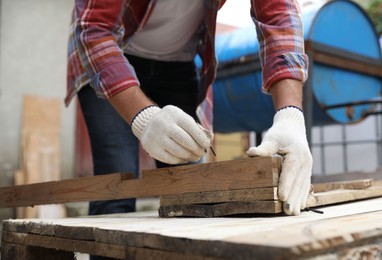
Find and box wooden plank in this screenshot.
[21,95,61,133]
[2,231,218,260]
[312,179,372,192]
[0,156,281,208]
[223,211,382,258]
[307,182,382,208]
[3,198,382,259]
[141,155,280,180]
[160,187,277,206]
[159,201,282,217]
[17,95,63,218]
[0,173,134,208]
[20,96,61,184]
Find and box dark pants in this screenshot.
[126,54,200,168]
[78,55,199,260]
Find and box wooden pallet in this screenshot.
[2,198,382,259]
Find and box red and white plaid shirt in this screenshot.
[66,0,308,130]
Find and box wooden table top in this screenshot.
[3,197,382,259]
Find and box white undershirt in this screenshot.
[124,0,204,61]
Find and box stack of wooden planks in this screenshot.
[2,154,382,258]
[159,177,382,218]
[1,155,382,218]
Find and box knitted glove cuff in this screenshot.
[274,106,305,132]
[277,105,303,113]
[131,106,161,139]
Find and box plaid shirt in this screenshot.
[66,0,308,130]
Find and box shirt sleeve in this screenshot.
[73,0,140,99]
[250,0,309,93]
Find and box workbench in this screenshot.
[2,197,382,259]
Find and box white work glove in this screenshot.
[132,105,213,165]
[247,106,312,215]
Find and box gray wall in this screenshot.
[0,0,75,218]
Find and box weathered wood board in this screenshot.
[312,178,373,192]
[159,201,282,217]
[2,198,382,259]
[20,95,62,184]
[160,187,278,206]
[0,156,281,208]
[158,181,382,217]
[307,181,382,207]
[16,95,63,219]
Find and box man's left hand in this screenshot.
[247,106,312,215]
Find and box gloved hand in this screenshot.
[247,106,312,215]
[131,105,213,164]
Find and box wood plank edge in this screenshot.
[158,201,282,218]
[2,231,218,260]
[159,187,278,206]
[307,186,382,208]
[313,179,373,193]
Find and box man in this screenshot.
[66,0,312,221]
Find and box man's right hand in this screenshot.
[131,105,213,164]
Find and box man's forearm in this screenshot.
[269,79,303,111]
[109,86,155,124]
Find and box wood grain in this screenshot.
[159,179,373,207]
[159,181,382,217]
[0,173,133,208]
[17,96,63,218]
[159,201,282,217]
[313,179,372,192]
[0,156,281,208]
[160,187,277,206]
[307,182,382,208]
[2,231,217,260]
[3,198,382,259]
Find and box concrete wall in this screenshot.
[0,0,75,218]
